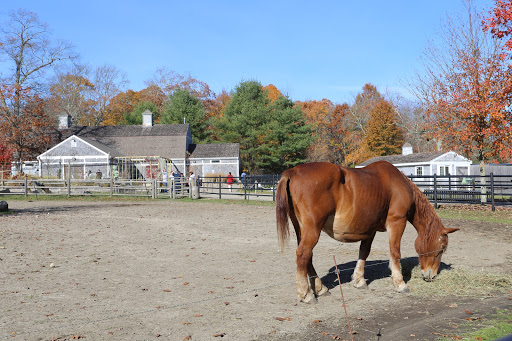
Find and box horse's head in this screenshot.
[415,227,459,281]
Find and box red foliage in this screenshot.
[484,0,512,53]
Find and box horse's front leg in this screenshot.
[387,217,408,292]
[295,225,321,304]
[352,233,376,289]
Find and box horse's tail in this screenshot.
[276,169,293,253]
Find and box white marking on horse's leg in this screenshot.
[351,259,367,289]
[296,274,316,303]
[313,277,330,296]
[389,258,408,292]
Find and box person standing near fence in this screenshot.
[189,171,196,186]
[227,172,234,192]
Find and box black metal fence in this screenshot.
[1,173,511,210]
[408,173,512,210]
[197,175,279,201]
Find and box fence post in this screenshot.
[24,177,28,198]
[110,177,113,198]
[218,175,222,200]
[433,174,438,209]
[490,172,495,212]
[272,174,276,202]
[67,179,71,197]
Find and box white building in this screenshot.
[357,143,472,177]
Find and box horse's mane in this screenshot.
[401,173,443,251]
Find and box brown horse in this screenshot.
[276,161,458,303]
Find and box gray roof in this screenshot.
[188,143,240,158]
[57,124,190,138]
[51,124,191,159]
[358,151,446,167]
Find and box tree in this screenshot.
[365,99,404,157]
[203,90,231,141]
[325,103,351,165]
[216,80,313,173]
[123,101,160,125]
[0,89,53,164]
[45,64,94,124]
[88,65,128,125]
[160,89,208,142]
[215,80,269,172]
[345,84,384,165]
[263,84,282,102]
[412,1,512,162]
[146,67,212,100]
[257,96,313,172]
[484,0,512,53]
[103,90,139,126]
[295,99,334,162]
[0,9,76,116]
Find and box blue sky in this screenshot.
[2,0,494,104]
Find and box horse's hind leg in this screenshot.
[308,255,330,297]
[294,220,322,304]
[352,232,376,289]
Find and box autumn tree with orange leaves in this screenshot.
[0,89,53,163]
[365,99,404,157]
[484,0,512,53]
[414,1,512,162]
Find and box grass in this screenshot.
[437,309,512,341]
[435,205,512,224]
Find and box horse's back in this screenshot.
[284,161,414,240]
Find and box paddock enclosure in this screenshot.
[1,200,511,340]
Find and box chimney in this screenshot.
[402,142,413,156]
[58,114,71,129]
[142,110,153,127]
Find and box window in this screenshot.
[210,160,220,163]
[415,166,423,176]
[71,139,77,147]
[439,166,450,176]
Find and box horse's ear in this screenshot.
[443,228,459,234]
[338,167,346,184]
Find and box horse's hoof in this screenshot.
[352,280,368,289]
[316,286,330,297]
[300,292,318,304]
[396,283,409,293]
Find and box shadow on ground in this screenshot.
[321,257,453,289]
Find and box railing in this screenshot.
[1,173,510,210]
[198,175,279,201]
[408,173,512,210]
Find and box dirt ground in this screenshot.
[0,200,510,341]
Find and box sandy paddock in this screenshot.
[0,200,510,340]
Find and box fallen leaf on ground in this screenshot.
[213,333,226,337]
[275,317,291,321]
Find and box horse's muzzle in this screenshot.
[421,269,437,282]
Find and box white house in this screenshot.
[357,143,472,177]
